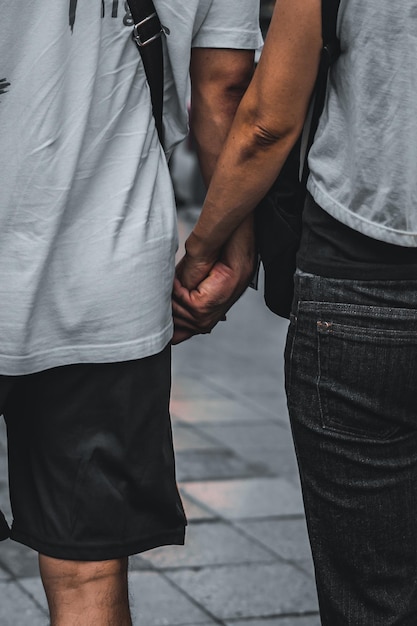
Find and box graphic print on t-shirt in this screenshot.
[69,0,133,31]
[0,78,10,102]
[69,0,78,31]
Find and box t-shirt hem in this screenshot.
[0,324,174,376]
[297,255,417,281]
[192,29,262,50]
[308,178,417,247]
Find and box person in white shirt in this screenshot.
[0,1,261,623]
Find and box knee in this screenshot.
[39,555,131,625]
[39,554,129,591]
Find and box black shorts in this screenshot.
[0,345,186,560]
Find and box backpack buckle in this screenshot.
[133,12,164,47]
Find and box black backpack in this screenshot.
[255,0,341,318]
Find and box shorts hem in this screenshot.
[10,526,186,561]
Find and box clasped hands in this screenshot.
[172,226,256,345]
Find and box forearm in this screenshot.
[190,48,255,185]
[186,107,300,264]
[187,47,258,272]
[186,0,323,263]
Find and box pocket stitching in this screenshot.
[316,323,402,441]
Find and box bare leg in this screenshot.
[39,554,132,626]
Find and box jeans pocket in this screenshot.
[316,306,417,440]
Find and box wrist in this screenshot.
[185,230,220,265]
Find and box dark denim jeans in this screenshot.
[285,270,417,625]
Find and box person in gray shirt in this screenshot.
[174,0,417,623]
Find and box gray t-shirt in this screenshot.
[308,0,417,247]
[0,0,261,375]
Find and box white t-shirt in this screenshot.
[308,0,417,247]
[0,0,261,375]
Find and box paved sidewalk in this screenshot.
[0,208,320,625]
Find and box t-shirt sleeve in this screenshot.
[192,0,263,50]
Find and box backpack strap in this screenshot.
[322,0,341,63]
[126,0,165,146]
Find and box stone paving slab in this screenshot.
[128,570,214,625]
[235,518,315,578]
[226,617,321,626]
[172,292,287,383]
[171,375,228,401]
[176,449,263,483]
[172,354,286,425]
[0,421,12,533]
[180,477,304,520]
[0,580,48,625]
[179,491,216,522]
[172,361,286,431]
[19,577,48,611]
[208,387,290,429]
[0,538,40,578]
[0,566,10,580]
[202,372,287,413]
[198,423,288,452]
[139,521,275,569]
[235,518,313,565]
[229,448,300,485]
[172,422,223,452]
[171,397,265,425]
[128,554,153,571]
[196,423,299,481]
[0,478,9,507]
[166,562,319,621]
